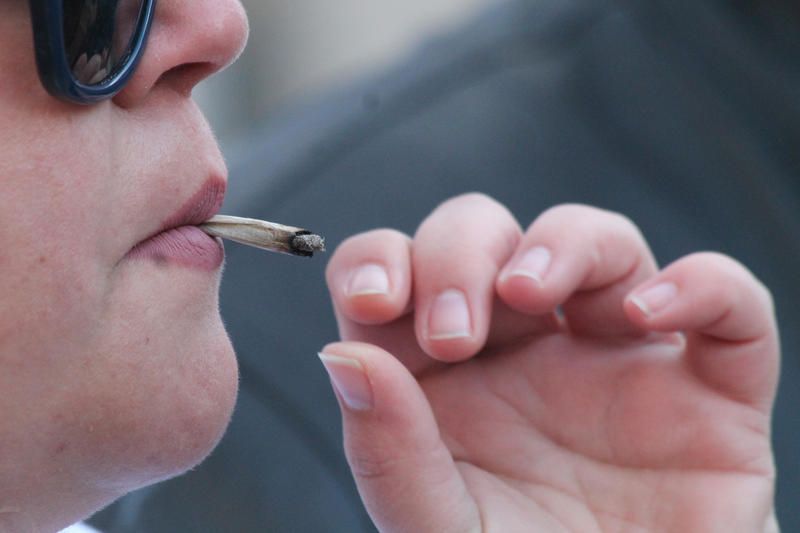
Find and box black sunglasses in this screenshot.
[29,0,157,105]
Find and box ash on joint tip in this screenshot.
[292,233,326,254]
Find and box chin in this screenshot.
[73,316,240,493]
[140,326,240,485]
[146,329,240,482]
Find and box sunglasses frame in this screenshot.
[28,0,157,105]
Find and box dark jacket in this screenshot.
[93,0,800,530]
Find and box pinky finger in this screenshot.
[624,252,779,411]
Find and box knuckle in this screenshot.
[434,193,514,226]
[419,194,519,261]
[682,251,753,281]
[536,202,604,223]
[365,228,412,249]
[533,205,649,272]
[677,251,774,310]
[346,435,450,481]
[332,229,407,260]
[339,228,407,251]
[446,192,501,209]
[346,449,401,480]
[535,204,642,236]
[605,211,643,237]
[592,212,647,252]
[534,203,580,227]
[684,250,735,267]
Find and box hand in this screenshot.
[321,195,779,533]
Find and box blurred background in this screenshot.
[195,0,500,150]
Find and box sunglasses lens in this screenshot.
[62,0,147,86]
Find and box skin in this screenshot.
[0,0,248,530]
[324,196,781,532]
[0,1,779,532]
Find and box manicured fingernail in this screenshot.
[428,289,472,340]
[630,282,678,317]
[318,353,374,411]
[505,246,552,285]
[346,263,390,296]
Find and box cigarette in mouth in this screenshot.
[199,215,326,257]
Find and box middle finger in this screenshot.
[412,193,555,362]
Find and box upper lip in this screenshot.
[144,177,227,241]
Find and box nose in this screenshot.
[113,0,249,108]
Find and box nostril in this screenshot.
[158,62,219,97]
[111,0,249,108]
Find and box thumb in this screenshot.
[318,341,480,533]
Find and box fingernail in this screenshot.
[318,353,374,411]
[505,246,552,285]
[346,263,390,296]
[428,289,472,340]
[630,282,678,317]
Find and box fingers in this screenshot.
[318,342,480,533]
[329,201,661,368]
[328,200,779,416]
[624,252,780,410]
[326,229,413,326]
[328,193,555,365]
[411,194,523,361]
[497,204,659,336]
[327,229,440,374]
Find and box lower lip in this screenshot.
[126,226,224,271]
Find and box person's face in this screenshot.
[0,1,248,529]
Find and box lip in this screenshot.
[125,178,227,270]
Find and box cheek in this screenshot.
[0,96,119,354]
[0,254,108,371]
[0,3,47,111]
[0,164,112,361]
